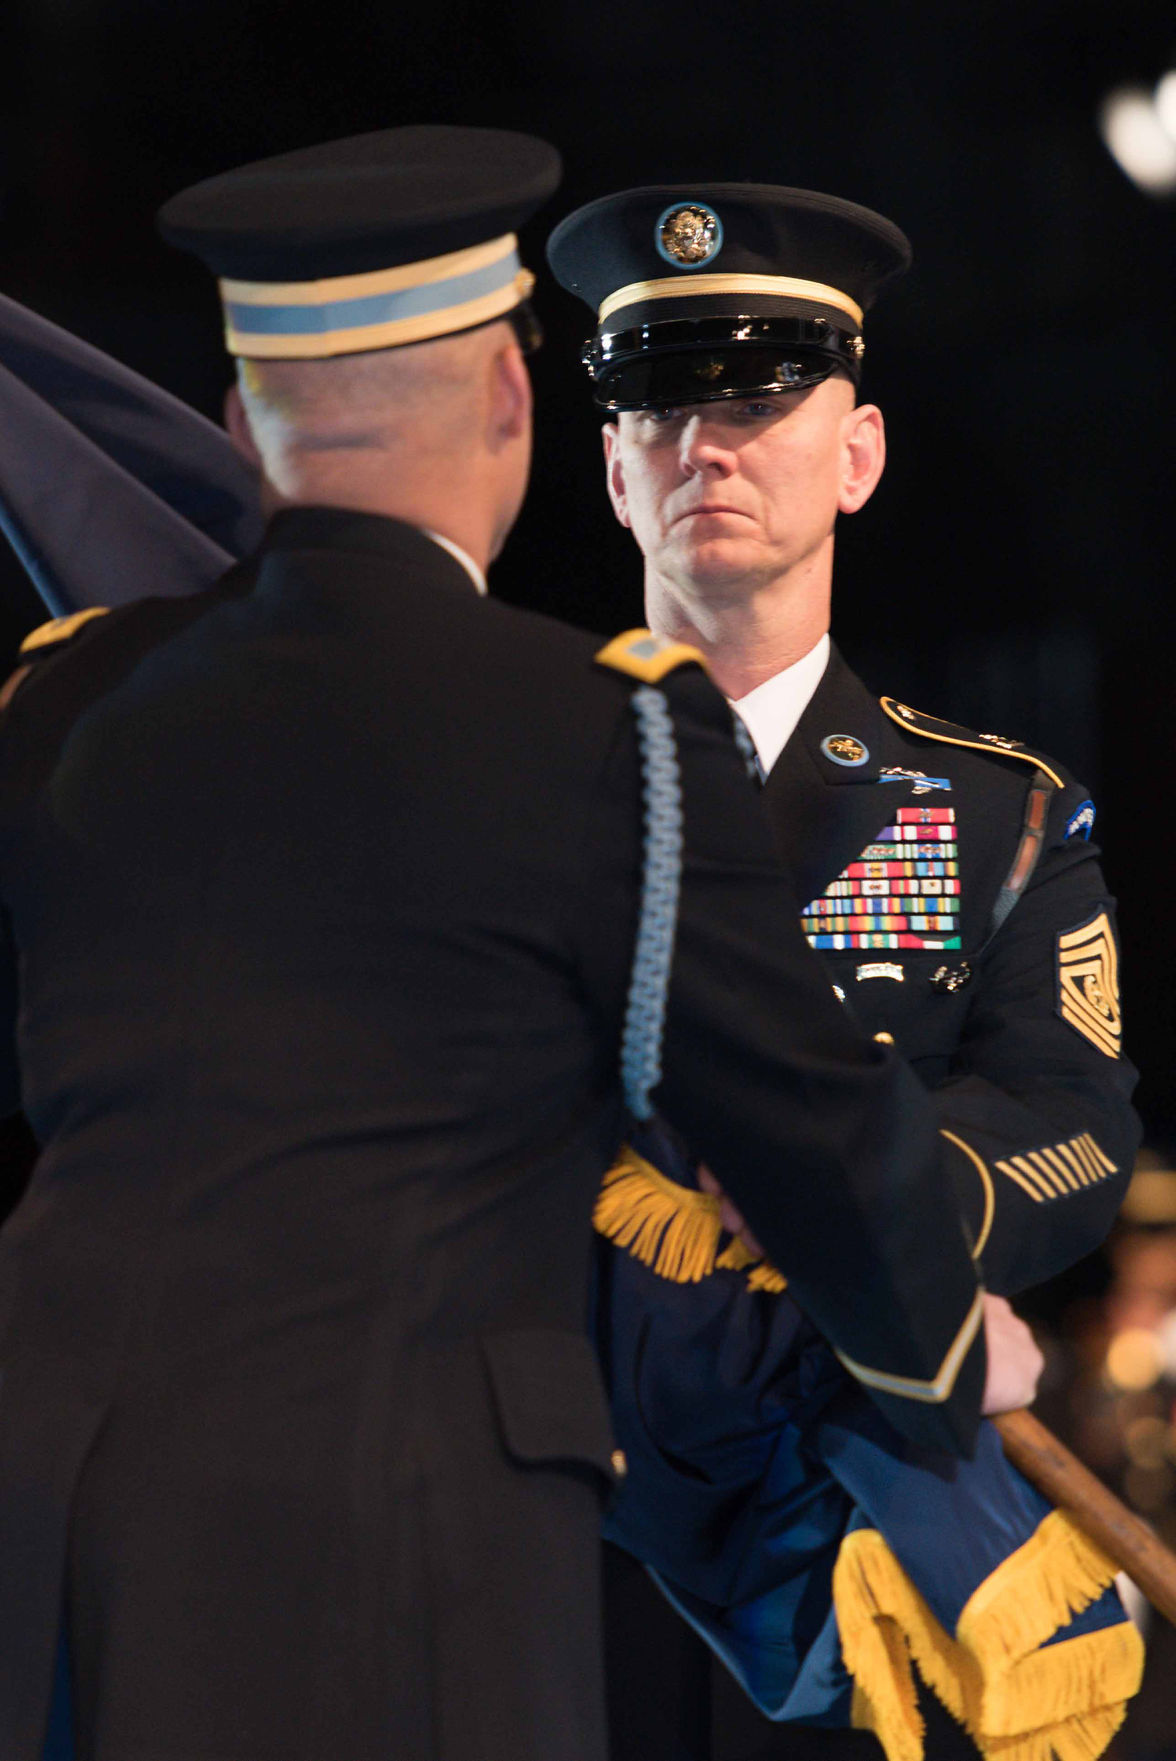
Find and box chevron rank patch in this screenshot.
[802,803,962,951]
[1057,910,1121,1059]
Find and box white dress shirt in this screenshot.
[728,632,831,777]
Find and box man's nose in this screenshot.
[677,413,734,475]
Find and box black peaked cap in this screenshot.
[547,184,910,328]
[546,183,910,409]
[159,126,563,282]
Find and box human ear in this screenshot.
[602,423,631,529]
[838,403,886,515]
[489,340,532,448]
[224,383,263,469]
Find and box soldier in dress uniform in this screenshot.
[548,187,1143,1760]
[0,133,1028,1761]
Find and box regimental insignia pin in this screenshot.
[1056,910,1121,1059]
[931,962,972,994]
[820,734,869,768]
[656,202,723,269]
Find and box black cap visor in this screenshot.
[584,316,861,412]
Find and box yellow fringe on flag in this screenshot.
[594,1149,792,1289]
[833,1523,1143,1761]
[716,1236,758,1271]
[593,1147,723,1282]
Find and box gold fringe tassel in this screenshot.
[746,1262,789,1293]
[593,1148,723,1283]
[594,1149,788,1289]
[833,1524,1143,1761]
[716,1236,758,1271]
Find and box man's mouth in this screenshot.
[673,504,750,524]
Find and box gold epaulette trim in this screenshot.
[595,628,708,684]
[880,698,1065,791]
[834,1287,985,1404]
[594,1146,787,1290]
[834,1513,1142,1761]
[19,606,109,656]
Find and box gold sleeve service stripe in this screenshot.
[1010,1154,1059,1200]
[1084,1133,1119,1175]
[995,1157,1046,1201]
[1057,1139,1095,1186]
[1028,1151,1071,1196]
[1040,1146,1082,1191]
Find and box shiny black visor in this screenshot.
[583,316,862,413]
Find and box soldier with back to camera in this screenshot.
[0,133,1041,1761]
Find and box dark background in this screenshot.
[0,0,1173,1138]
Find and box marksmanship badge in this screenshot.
[656,202,723,268]
[1057,910,1121,1059]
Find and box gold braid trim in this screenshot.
[595,1148,789,1288]
[834,1523,1143,1761]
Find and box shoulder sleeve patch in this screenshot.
[595,628,708,684]
[19,606,110,658]
[879,696,1065,790]
[1057,909,1121,1059]
[1065,800,1096,842]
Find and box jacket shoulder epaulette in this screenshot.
[595,628,708,684]
[879,696,1067,790]
[2,607,112,715]
[19,606,110,658]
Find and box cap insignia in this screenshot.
[820,733,869,768]
[656,202,723,269]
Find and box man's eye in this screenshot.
[641,407,681,425]
[738,401,777,420]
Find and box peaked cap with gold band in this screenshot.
[546,182,910,411]
[157,126,560,360]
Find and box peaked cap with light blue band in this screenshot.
[546,182,911,411]
[157,125,561,359]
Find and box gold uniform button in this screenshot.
[873,1031,896,1046]
[611,1449,628,1478]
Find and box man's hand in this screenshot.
[981,1293,1044,1415]
[697,1164,764,1258]
[699,1166,1043,1417]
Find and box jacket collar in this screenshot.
[761,645,919,903]
[260,506,483,597]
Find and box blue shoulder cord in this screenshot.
[620,685,685,1122]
